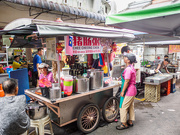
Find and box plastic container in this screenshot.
[62,68,70,76]
[61,91,64,98]
[40,87,50,98]
[0,84,5,97]
[6,68,13,73]
[60,77,64,91]
[63,76,73,96]
[171,83,176,93]
[3,66,12,70]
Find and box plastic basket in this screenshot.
[161,80,171,96]
[145,84,160,103]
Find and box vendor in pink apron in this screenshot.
[116,53,137,130]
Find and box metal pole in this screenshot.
[143,35,145,67]
[56,53,61,86]
[155,47,157,59]
[107,53,109,77]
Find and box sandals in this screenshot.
[116,123,129,130]
[127,121,134,127]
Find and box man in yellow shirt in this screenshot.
[13,56,21,70]
[12,56,27,70]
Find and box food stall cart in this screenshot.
[1,18,135,133]
[25,84,119,133]
[144,73,173,102]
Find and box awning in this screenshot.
[106,1,180,37]
[131,33,180,44]
[4,0,106,22]
[1,18,135,43]
[1,18,136,48]
[129,40,180,46]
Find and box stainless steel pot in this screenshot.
[49,87,61,101]
[87,69,104,89]
[26,101,47,120]
[76,77,89,93]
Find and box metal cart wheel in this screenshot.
[102,97,119,123]
[77,103,100,134]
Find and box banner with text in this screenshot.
[72,36,102,54]
[169,45,180,53]
[46,37,56,60]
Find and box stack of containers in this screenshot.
[161,80,171,96]
[63,76,73,96]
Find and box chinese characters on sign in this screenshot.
[72,36,102,54]
[46,37,56,60]
[169,45,180,53]
[14,49,23,56]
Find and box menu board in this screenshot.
[169,45,180,53]
[46,37,56,60]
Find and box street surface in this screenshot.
[32,85,180,135]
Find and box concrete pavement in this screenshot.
[40,86,180,135]
[87,88,180,135]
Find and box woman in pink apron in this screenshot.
[116,53,137,130]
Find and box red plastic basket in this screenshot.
[161,80,171,96]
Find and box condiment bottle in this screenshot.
[61,91,64,98]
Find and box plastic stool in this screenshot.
[28,115,54,135]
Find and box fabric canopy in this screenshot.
[106,2,180,37]
[1,18,135,43]
[36,24,134,42]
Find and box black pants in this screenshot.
[32,71,38,87]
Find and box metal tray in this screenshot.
[145,73,173,84]
[145,76,167,84]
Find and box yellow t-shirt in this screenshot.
[13,61,21,70]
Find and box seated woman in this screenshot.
[38,63,55,84]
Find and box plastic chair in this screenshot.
[27,115,54,135]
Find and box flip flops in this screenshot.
[127,121,134,127]
[116,123,129,130]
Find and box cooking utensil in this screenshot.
[26,101,47,120]
[76,77,89,93]
[87,69,104,90]
[49,87,61,101]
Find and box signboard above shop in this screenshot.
[72,36,102,54]
[169,45,180,54]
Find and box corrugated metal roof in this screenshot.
[4,0,106,22]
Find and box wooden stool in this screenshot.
[28,115,54,135]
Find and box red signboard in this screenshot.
[72,36,102,54]
[169,45,180,53]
